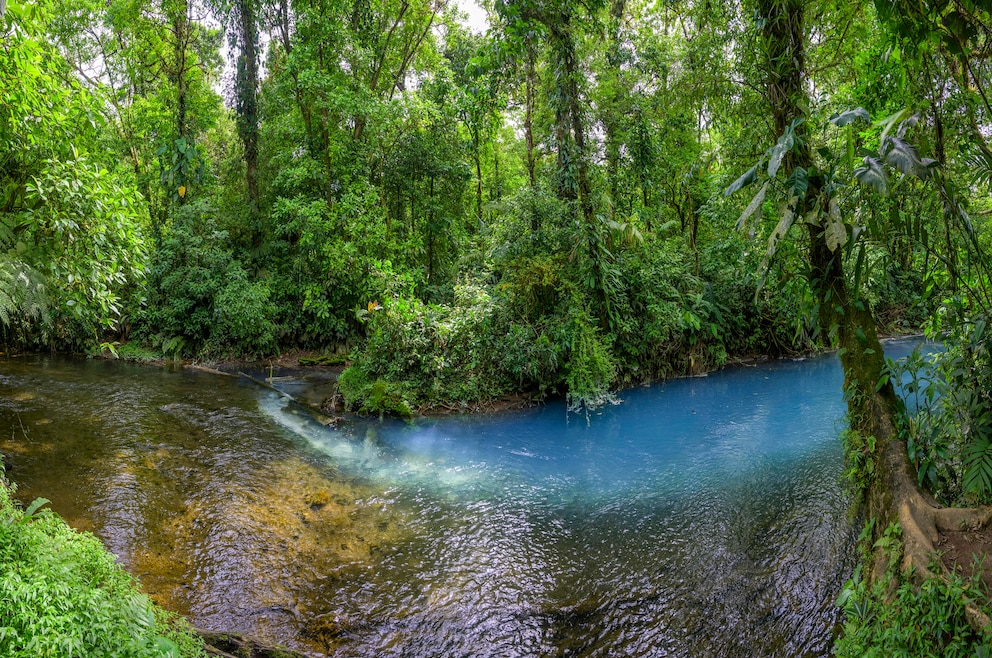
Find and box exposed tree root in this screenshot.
[876,438,992,634]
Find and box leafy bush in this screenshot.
[208,269,277,357]
[891,300,992,504]
[0,481,205,657]
[270,180,417,344]
[340,282,578,414]
[15,153,148,347]
[564,309,616,412]
[140,201,276,358]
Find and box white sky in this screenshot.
[455,0,488,33]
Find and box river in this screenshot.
[0,340,921,656]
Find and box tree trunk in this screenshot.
[758,0,897,458]
[603,0,626,221]
[234,0,260,218]
[474,129,483,223]
[524,43,537,197]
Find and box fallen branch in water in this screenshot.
[238,371,299,404]
[185,364,236,377]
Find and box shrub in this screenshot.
[339,282,570,414]
[834,523,990,658]
[891,300,992,505]
[139,201,276,358]
[0,482,205,657]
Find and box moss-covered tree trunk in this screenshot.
[757,0,899,518]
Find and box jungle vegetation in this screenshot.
[4,0,992,488]
[4,0,969,411]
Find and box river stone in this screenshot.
[198,628,308,658]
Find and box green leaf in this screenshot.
[876,108,912,147]
[767,131,795,178]
[854,156,889,195]
[724,165,758,197]
[829,108,870,127]
[20,497,50,521]
[735,181,768,231]
[824,198,847,252]
[786,166,807,199]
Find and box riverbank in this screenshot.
[178,332,928,418]
[55,331,923,424]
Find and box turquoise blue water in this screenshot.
[256,340,921,657]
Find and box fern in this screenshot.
[962,433,992,499]
[963,147,992,190]
[0,255,48,329]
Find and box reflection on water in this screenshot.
[0,341,922,656]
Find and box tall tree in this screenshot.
[735,0,902,517]
[228,0,260,217]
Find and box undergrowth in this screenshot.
[0,475,205,657]
[834,521,992,657]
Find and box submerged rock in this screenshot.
[198,628,309,658]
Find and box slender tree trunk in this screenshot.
[540,10,611,324]
[492,145,501,202]
[427,176,435,283]
[234,0,260,217]
[604,0,626,221]
[524,43,537,196]
[171,1,190,206]
[474,128,483,223]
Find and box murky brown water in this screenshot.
[0,350,875,657]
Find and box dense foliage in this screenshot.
[6,0,992,652]
[0,476,205,657]
[2,0,991,460]
[5,0,955,410]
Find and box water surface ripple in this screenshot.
[0,341,920,656]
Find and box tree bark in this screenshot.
[757,0,897,451]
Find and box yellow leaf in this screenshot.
[178,185,187,198]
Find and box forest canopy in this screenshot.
[1,0,991,417]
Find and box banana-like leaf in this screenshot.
[895,114,919,139]
[854,156,888,195]
[884,136,925,176]
[876,108,912,146]
[735,181,768,231]
[724,164,758,197]
[829,107,870,127]
[767,132,794,178]
[825,198,847,252]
